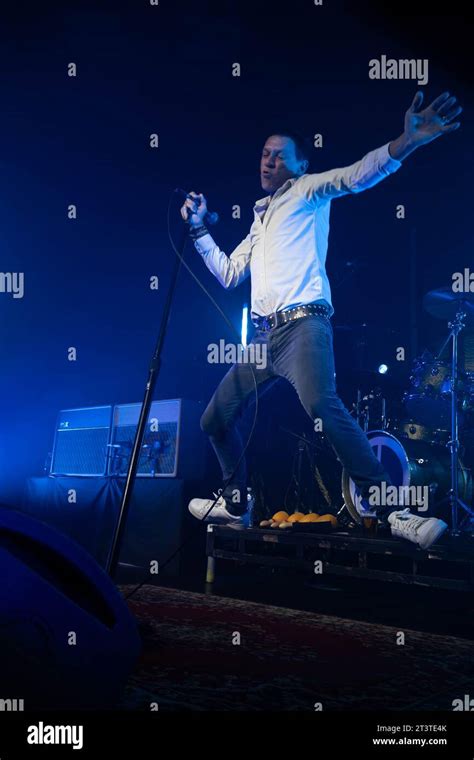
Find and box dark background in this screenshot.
[0,0,472,508]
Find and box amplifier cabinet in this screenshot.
[109,399,204,479]
[50,406,112,476]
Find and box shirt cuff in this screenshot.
[194,233,215,255]
[379,142,402,173]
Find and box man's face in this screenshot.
[260,135,308,195]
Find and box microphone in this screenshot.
[174,188,219,226]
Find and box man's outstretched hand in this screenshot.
[389,91,462,161]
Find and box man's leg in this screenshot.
[271,314,393,522]
[200,330,278,514]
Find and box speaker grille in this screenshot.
[50,407,112,476]
[109,400,181,477]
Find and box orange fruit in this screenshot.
[315,514,338,527]
[299,513,320,523]
[287,512,305,523]
[272,510,289,523]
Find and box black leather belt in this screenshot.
[252,303,330,332]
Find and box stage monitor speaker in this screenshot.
[109,398,204,478]
[0,506,140,709]
[50,406,112,476]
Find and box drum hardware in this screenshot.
[280,427,336,512]
[462,372,474,412]
[341,430,472,525]
[353,388,388,432]
[423,288,474,535]
[335,292,474,532]
[464,334,474,373]
[353,389,368,431]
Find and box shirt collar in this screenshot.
[253,176,301,213]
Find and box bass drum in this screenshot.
[342,430,472,525]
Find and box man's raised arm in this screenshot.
[297,90,462,207]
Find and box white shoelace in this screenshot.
[392,508,427,537]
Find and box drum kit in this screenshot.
[343,287,474,537]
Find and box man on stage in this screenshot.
[181,91,461,549]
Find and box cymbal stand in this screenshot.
[438,307,474,534]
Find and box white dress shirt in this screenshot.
[193,142,402,318]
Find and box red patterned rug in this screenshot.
[120,585,474,711]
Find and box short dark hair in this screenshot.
[265,130,312,165]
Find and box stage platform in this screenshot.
[206,524,474,592]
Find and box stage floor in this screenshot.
[120,583,474,711]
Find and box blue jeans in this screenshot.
[200,314,392,520]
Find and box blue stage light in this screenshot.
[378,363,388,374]
[241,304,248,347]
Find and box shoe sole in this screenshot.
[226,522,248,530]
[392,520,448,550]
[418,520,448,550]
[188,508,249,528]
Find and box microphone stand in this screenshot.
[105,225,187,578]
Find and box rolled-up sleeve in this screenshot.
[297,143,402,207]
[194,233,251,289]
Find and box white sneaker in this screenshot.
[388,508,448,550]
[188,492,253,528]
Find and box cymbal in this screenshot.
[423,287,474,321]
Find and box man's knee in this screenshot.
[200,407,215,436]
[200,404,227,438]
[307,392,342,422]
